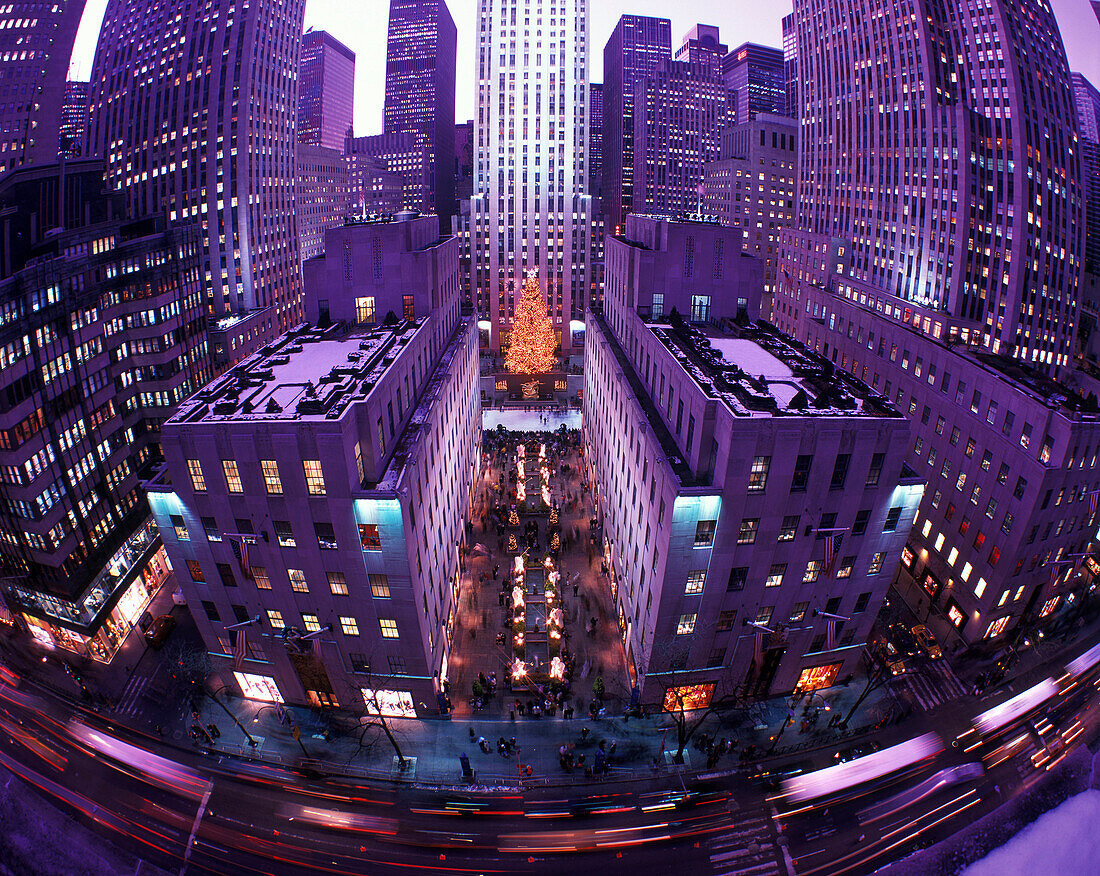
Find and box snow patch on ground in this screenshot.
[708,338,793,379]
[961,788,1100,876]
[482,409,581,432]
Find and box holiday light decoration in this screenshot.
[505,272,557,374]
[509,508,519,527]
[549,507,559,527]
[507,533,518,553]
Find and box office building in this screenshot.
[346,153,405,217]
[86,0,307,359]
[384,0,457,227]
[59,81,90,159]
[782,14,798,121]
[0,161,210,661]
[775,0,1091,648]
[601,15,672,232]
[704,115,798,318]
[471,0,592,356]
[298,30,356,153]
[297,144,350,263]
[674,24,726,71]
[454,121,474,202]
[585,215,919,700]
[346,133,432,217]
[589,83,603,200]
[149,215,479,712]
[722,43,787,122]
[632,56,735,219]
[1074,74,1100,277]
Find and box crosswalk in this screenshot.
[707,810,787,876]
[115,671,154,716]
[890,659,968,711]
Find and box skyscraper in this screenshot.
[59,81,90,158]
[0,1,86,176]
[472,0,592,356]
[384,0,457,227]
[632,55,735,219]
[784,0,1081,374]
[86,0,307,360]
[1073,73,1100,277]
[589,83,603,200]
[722,42,787,121]
[674,24,726,69]
[296,143,350,263]
[298,30,356,153]
[782,14,798,120]
[601,15,672,233]
[775,0,1091,648]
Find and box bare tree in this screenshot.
[840,647,890,728]
[355,663,411,772]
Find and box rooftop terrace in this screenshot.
[170,320,425,424]
[650,317,901,418]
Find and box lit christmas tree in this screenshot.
[507,533,519,553]
[509,507,519,527]
[506,271,557,374]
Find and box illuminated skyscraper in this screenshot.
[384,0,457,225]
[601,15,672,232]
[298,30,355,153]
[59,81,90,158]
[86,0,307,361]
[472,0,592,356]
[0,1,85,176]
[722,42,787,121]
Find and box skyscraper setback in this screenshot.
[298,30,356,153]
[472,0,592,356]
[384,0,457,227]
[601,15,672,233]
[86,0,307,361]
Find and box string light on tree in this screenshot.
[505,271,557,374]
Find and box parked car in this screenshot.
[144,614,177,648]
[911,624,943,659]
[888,622,921,657]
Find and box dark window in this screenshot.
[825,596,842,615]
[791,454,813,492]
[315,522,338,550]
[717,610,737,631]
[349,653,370,673]
[830,454,850,489]
[727,567,748,591]
[694,519,716,547]
[202,516,221,541]
[866,453,884,487]
[388,655,408,674]
[853,592,871,613]
[852,509,870,536]
[201,600,220,622]
[231,604,249,623]
[274,520,295,547]
[216,563,236,588]
[810,634,826,652]
[883,506,902,531]
[1014,477,1027,500]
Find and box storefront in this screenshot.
[361,687,417,718]
[796,662,842,692]
[662,682,716,712]
[234,671,285,703]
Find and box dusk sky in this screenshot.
[70,0,1099,137]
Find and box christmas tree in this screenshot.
[506,271,557,373]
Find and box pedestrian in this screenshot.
[469,726,476,740]
[580,725,590,741]
[573,583,579,597]
[478,735,491,753]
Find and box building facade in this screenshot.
[298,30,356,153]
[59,81,90,159]
[471,0,592,356]
[384,0,457,227]
[149,223,479,713]
[454,120,474,202]
[0,1,85,177]
[788,0,1082,377]
[704,114,797,319]
[722,43,787,122]
[632,57,735,219]
[585,216,919,701]
[0,161,210,661]
[296,144,350,264]
[346,133,432,217]
[601,15,672,233]
[1074,74,1100,278]
[781,14,798,121]
[86,0,307,355]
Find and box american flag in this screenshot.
[1050,563,1063,587]
[825,617,837,651]
[695,181,706,198]
[231,628,247,670]
[229,535,253,581]
[823,533,839,576]
[752,629,764,670]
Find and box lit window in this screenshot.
[340,616,360,636]
[328,572,348,595]
[369,574,391,598]
[676,613,697,635]
[222,460,243,493]
[684,570,706,595]
[261,460,282,494]
[303,460,326,495]
[355,296,376,324]
[359,524,381,551]
[803,559,822,582]
[835,557,855,579]
[302,613,321,632]
[748,456,770,491]
[170,515,189,541]
[274,521,295,548]
[974,577,987,598]
[789,601,809,622]
[252,567,271,589]
[765,563,786,587]
[868,551,886,574]
[737,518,759,544]
[778,514,799,541]
[754,606,774,625]
[186,559,205,582]
[379,618,399,639]
[288,569,309,593]
[984,616,1010,639]
[267,609,285,630]
[188,459,206,491]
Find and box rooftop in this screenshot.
[649,316,901,418]
[170,320,425,424]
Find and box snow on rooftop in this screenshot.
[709,337,794,380]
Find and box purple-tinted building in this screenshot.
[384,0,457,228]
[722,42,787,122]
[59,81,90,159]
[674,24,726,71]
[589,83,603,200]
[346,132,431,218]
[298,30,356,153]
[632,53,735,220]
[1073,74,1100,277]
[454,120,473,202]
[782,13,798,121]
[775,0,1092,649]
[601,15,672,233]
[0,2,85,176]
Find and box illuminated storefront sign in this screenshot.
[796,663,841,691]
[662,682,716,713]
[361,688,417,718]
[234,671,285,703]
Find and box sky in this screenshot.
[70,0,1100,137]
